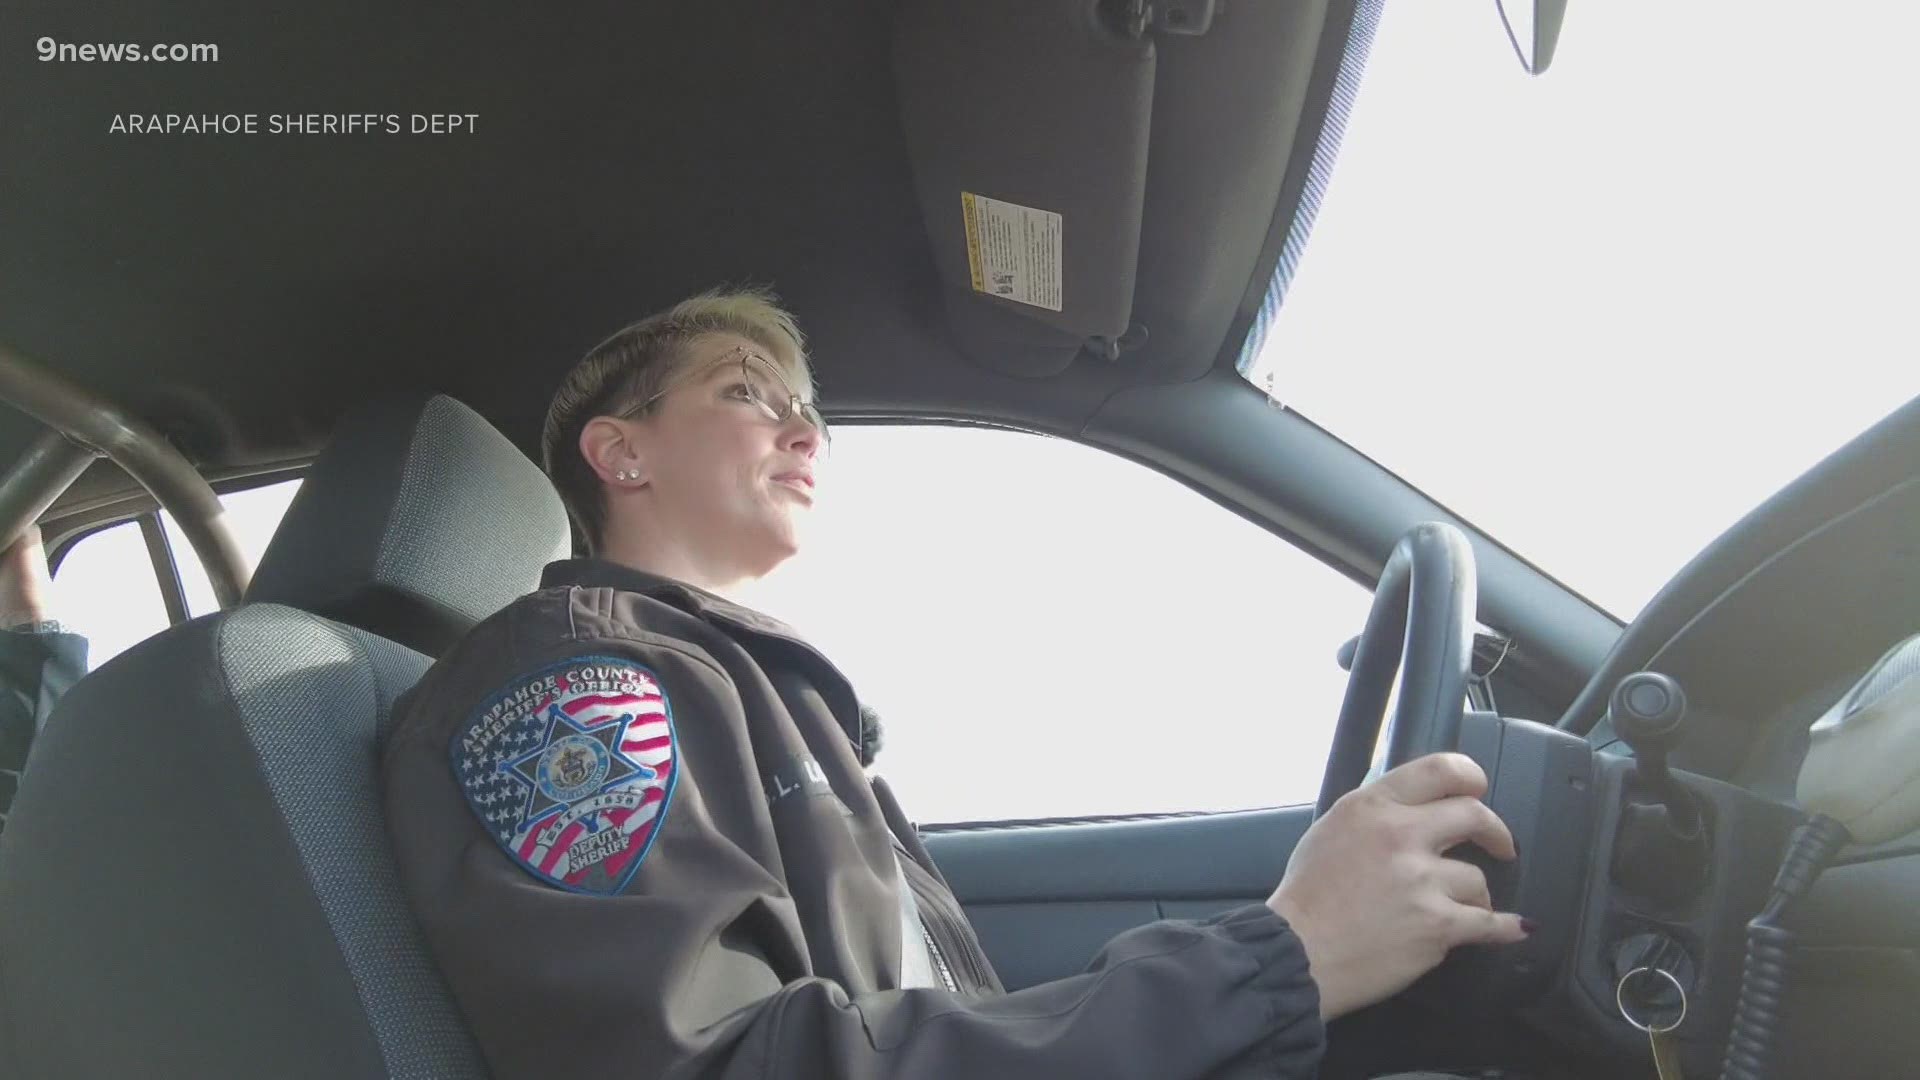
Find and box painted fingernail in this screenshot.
[1520,917,1539,935]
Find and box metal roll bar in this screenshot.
[0,430,99,547]
[0,342,250,608]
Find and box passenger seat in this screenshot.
[0,394,568,1079]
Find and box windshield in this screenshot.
[1245,2,1920,620]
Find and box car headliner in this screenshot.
[0,0,1620,703]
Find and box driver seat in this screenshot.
[0,394,570,1079]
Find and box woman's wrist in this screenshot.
[0,526,56,630]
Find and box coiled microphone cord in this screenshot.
[1718,814,1851,1080]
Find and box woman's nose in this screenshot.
[781,413,824,458]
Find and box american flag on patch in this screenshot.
[451,657,679,896]
[563,690,675,773]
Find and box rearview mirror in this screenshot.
[1496,0,1568,75]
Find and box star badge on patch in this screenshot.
[451,656,678,895]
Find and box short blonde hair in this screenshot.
[541,286,815,553]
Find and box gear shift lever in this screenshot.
[1609,671,1709,903]
[1611,672,1699,835]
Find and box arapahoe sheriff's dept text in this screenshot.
[110,113,478,135]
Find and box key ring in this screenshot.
[1615,966,1688,1034]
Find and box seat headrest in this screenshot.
[246,394,571,655]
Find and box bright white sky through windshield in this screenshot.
[1249,2,1920,620]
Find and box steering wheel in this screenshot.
[1315,522,1479,817]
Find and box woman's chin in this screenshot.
[743,525,803,575]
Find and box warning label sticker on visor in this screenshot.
[961,192,1063,312]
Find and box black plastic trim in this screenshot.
[138,513,190,626]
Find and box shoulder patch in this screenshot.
[451,656,679,895]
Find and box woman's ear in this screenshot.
[580,416,648,486]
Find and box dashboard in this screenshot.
[1550,397,1920,1076]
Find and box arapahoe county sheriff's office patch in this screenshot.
[451,657,678,895]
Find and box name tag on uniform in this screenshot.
[764,753,852,816]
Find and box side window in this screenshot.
[733,427,1372,824]
[163,480,305,618]
[47,521,174,671]
[51,478,303,670]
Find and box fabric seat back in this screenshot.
[0,394,570,1079]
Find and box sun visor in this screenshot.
[894,1,1154,376]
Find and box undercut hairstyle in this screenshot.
[541,286,814,553]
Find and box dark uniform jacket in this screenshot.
[0,626,87,837]
[383,558,1326,1079]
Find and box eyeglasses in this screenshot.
[618,345,829,449]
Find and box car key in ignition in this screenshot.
[1617,965,1688,1079]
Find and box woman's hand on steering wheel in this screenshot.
[1267,752,1531,1022]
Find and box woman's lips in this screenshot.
[772,473,815,498]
